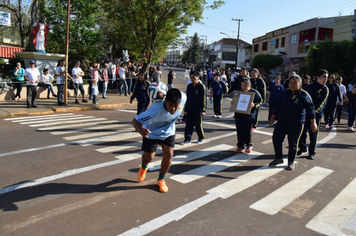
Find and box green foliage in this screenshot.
[42,0,105,66]
[252,54,283,71]
[306,38,355,81]
[102,0,224,69]
[181,33,203,64]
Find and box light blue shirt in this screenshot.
[135,91,186,140]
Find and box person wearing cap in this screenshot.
[24,60,41,108]
[130,70,151,115]
[72,61,88,104]
[269,74,317,170]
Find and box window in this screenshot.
[291,34,297,44]
[262,42,268,51]
[276,38,279,48]
[254,44,259,52]
[281,37,285,47]
[323,31,330,40]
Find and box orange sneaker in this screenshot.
[137,166,148,182]
[157,179,169,193]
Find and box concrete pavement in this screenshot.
[0,91,136,118]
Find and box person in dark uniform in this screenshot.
[268,75,284,121]
[345,85,356,131]
[324,73,342,129]
[130,70,151,115]
[297,69,329,160]
[269,75,317,170]
[234,78,262,153]
[250,68,266,131]
[228,67,248,93]
[181,70,207,145]
[302,75,311,90]
[209,73,227,118]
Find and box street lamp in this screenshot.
[220,32,238,69]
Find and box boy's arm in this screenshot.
[132,118,151,137]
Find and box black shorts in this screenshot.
[142,135,175,153]
[73,83,85,96]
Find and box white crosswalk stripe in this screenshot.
[3,113,350,235]
[306,178,356,235]
[249,166,334,215]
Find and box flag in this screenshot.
[0,12,11,26]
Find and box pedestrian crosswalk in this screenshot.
[2,113,355,236]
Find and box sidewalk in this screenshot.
[0,91,136,118]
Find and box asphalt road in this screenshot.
[0,68,355,236]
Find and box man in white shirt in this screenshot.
[55,59,66,105]
[119,64,128,96]
[24,59,40,108]
[72,61,87,104]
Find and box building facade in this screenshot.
[252,14,354,77]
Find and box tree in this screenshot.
[40,0,105,65]
[181,33,203,65]
[0,0,39,48]
[102,0,224,70]
[252,54,283,72]
[306,38,355,83]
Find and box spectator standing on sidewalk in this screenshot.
[119,63,128,96]
[102,63,109,99]
[336,76,347,123]
[72,61,88,104]
[91,80,99,105]
[13,62,25,101]
[152,66,162,82]
[55,59,72,105]
[24,60,40,108]
[41,68,57,98]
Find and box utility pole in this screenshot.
[232,18,243,69]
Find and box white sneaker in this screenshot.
[217,115,222,118]
[213,115,217,118]
[196,139,204,144]
[181,140,191,145]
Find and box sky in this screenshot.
[182,0,355,46]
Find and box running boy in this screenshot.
[132,88,186,193]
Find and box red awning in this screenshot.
[0,46,25,59]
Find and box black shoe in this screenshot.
[31,105,38,108]
[27,105,31,108]
[297,150,307,157]
[269,158,284,166]
[307,154,315,160]
[53,94,57,97]
[82,99,88,103]
[285,162,295,170]
[75,100,79,104]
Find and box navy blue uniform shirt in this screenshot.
[306,81,329,119]
[269,83,284,102]
[251,77,266,102]
[274,88,316,123]
[185,81,207,112]
[326,82,342,102]
[130,80,150,102]
[211,80,227,96]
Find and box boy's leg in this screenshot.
[157,136,175,193]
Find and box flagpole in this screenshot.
[64,0,70,105]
